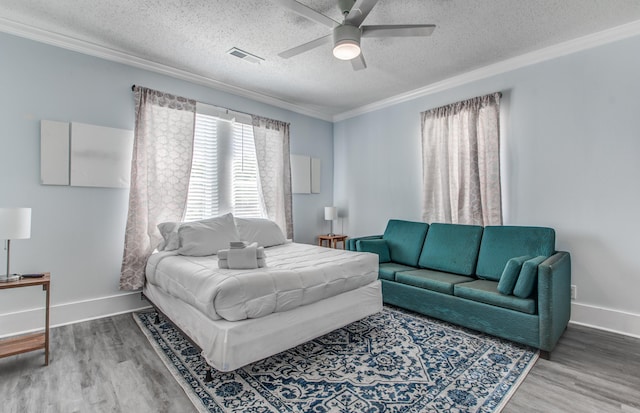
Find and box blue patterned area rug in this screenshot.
[134,307,538,413]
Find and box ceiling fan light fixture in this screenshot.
[333,40,360,60]
[332,24,361,60]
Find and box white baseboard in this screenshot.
[3,293,638,341]
[570,302,640,339]
[0,292,151,338]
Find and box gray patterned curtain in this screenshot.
[251,116,293,239]
[120,86,196,290]
[420,92,502,226]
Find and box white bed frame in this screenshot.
[143,280,382,373]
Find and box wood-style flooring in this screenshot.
[1,313,639,413]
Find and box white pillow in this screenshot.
[235,217,286,248]
[157,221,180,251]
[178,213,240,256]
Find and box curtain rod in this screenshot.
[130,83,251,116]
[129,84,289,126]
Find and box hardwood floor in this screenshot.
[504,325,640,413]
[1,314,639,413]
[0,315,195,413]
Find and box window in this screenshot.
[184,107,266,222]
[420,92,502,226]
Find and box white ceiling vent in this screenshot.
[227,47,264,64]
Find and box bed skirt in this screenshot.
[143,280,382,371]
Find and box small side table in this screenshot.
[0,273,51,365]
[318,234,348,249]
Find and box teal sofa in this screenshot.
[347,220,571,357]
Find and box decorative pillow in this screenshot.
[157,221,180,251]
[513,255,548,298]
[235,217,286,247]
[177,213,240,256]
[497,255,531,295]
[356,239,391,263]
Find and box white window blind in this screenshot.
[185,114,218,222]
[232,123,263,218]
[184,110,265,222]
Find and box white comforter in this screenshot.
[145,242,379,321]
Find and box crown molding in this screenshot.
[333,19,640,122]
[2,16,639,124]
[0,17,334,122]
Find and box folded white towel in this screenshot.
[230,241,249,249]
[217,242,264,269]
[218,245,265,260]
[218,257,266,269]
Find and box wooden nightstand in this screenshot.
[0,273,51,365]
[318,234,348,249]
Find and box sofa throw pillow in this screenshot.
[235,217,287,247]
[356,239,391,263]
[497,255,531,295]
[513,255,548,298]
[178,213,240,256]
[157,221,180,251]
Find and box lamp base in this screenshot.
[0,274,21,283]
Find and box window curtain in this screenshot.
[119,87,196,290]
[420,92,502,226]
[251,116,293,239]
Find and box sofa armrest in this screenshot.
[537,251,571,352]
[356,239,391,263]
[346,235,382,251]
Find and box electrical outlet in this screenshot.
[571,285,577,300]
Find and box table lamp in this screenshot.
[0,207,32,282]
[324,206,337,236]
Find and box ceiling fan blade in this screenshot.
[350,53,367,71]
[278,34,332,58]
[346,0,380,27]
[272,0,338,28]
[362,24,436,37]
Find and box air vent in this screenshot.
[226,47,265,64]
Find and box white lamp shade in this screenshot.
[324,206,338,221]
[0,208,32,239]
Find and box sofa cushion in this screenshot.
[356,239,391,263]
[396,269,475,295]
[418,223,484,275]
[475,226,555,281]
[497,255,532,295]
[378,262,418,281]
[514,255,548,298]
[454,280,536,314]
[382,220,429,267]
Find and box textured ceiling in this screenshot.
[1,0,640,119]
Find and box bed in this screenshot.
[142,215,382,372]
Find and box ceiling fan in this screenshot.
[274,0,436,71]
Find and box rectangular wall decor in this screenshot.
[40,120,70,185]
[70,122,134,188]
[291,154,311,194]
[291,154,321,194]
[40,120,134,188]
[311,158,321,193]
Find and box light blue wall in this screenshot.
[3,28,639,337]
[0,32,333,335]
[335,34,640,330]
